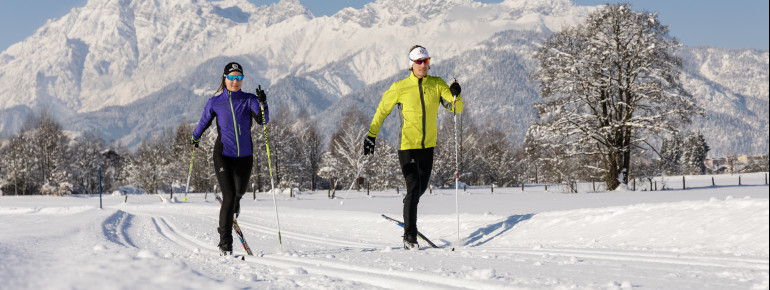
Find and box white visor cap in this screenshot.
[409,47,430,67]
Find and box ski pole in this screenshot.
[340,155,370,206]
[451,79,461,251]
[183,147,196,202]
[258,85,283,250]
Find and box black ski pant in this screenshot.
[213,154,253,248]
[398,147,434,239]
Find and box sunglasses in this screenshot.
[224,75,244,81]
[413,58,430,65]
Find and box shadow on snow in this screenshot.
[465,214,534,247]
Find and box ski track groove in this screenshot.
[147,211,767,273]
[102,210,137,248]
[462,247,769,270]
[257,254,507,290]
[150,216,217,253]
[148,214,502,289]
[207,215,386,250]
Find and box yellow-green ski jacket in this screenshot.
[368,72,463,150]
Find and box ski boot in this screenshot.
[218,227,233,256]
[403,234,418,250]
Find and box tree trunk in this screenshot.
[311,175,316,191]
[606,151,621,190]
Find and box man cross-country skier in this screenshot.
[364,45,463,249]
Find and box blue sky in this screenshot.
[0,0,767,52]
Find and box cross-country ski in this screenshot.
[381,214,439,249]
[216,195,253,256]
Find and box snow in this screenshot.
[1,172,768,289]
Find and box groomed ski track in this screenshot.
[122,208,768,289]
[94,189,768,289]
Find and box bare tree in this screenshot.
[27,110,70,193]
[320,106,369,197]
[70,131,107,194]
[475,125,521,187]
[294,115,324,191]
[125,138,173,195]
[0,130,35,195]
[318,151,342,197]
[528,4,700,190]
[266,106,301,191]
[432,114,459,187]
[363,137,401,190]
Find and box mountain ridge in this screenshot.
[0,0,767,157]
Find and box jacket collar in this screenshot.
[408,71,428,83]
[223,88,244,98]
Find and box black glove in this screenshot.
[363,136,376,155]
[256,86,267,104]
[449,81,461,96]
[190,136,200,148]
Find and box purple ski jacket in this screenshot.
[192,89,269,158]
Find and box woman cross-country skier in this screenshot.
[364,45,463,249]
[191,62,269,255]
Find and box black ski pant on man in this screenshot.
[213,154,253,250]
[398,147,434,241]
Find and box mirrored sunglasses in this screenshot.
[224,75,244,81]
[414,58,430,65]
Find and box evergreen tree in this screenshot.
[681,132,710,175]
[659,134,683,175]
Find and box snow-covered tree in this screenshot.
[529,4,700,190]
[261,105,301,191]
[363,137,401,190]
[100,145,125,193]
[656,131,710,176]
[293,113,324,190]
[432,114,458,187]
[125,137,174,195]
[659,134,684,175]
[28,110,70,194]
[475,125,522,187]
[0,130,35,195]
[457,117,483,186]
[318,151,342,197]
[319,106,369,197]
[171,122,209,195]
[69,132,107,194]
[198,126,219,192]
[681,132,710,175]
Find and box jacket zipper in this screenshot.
[418,78,426,149]
[228,91,240,156]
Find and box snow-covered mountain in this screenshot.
[0,0,767,157]
[677,47,769,157]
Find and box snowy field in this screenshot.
[1,173,768,289]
